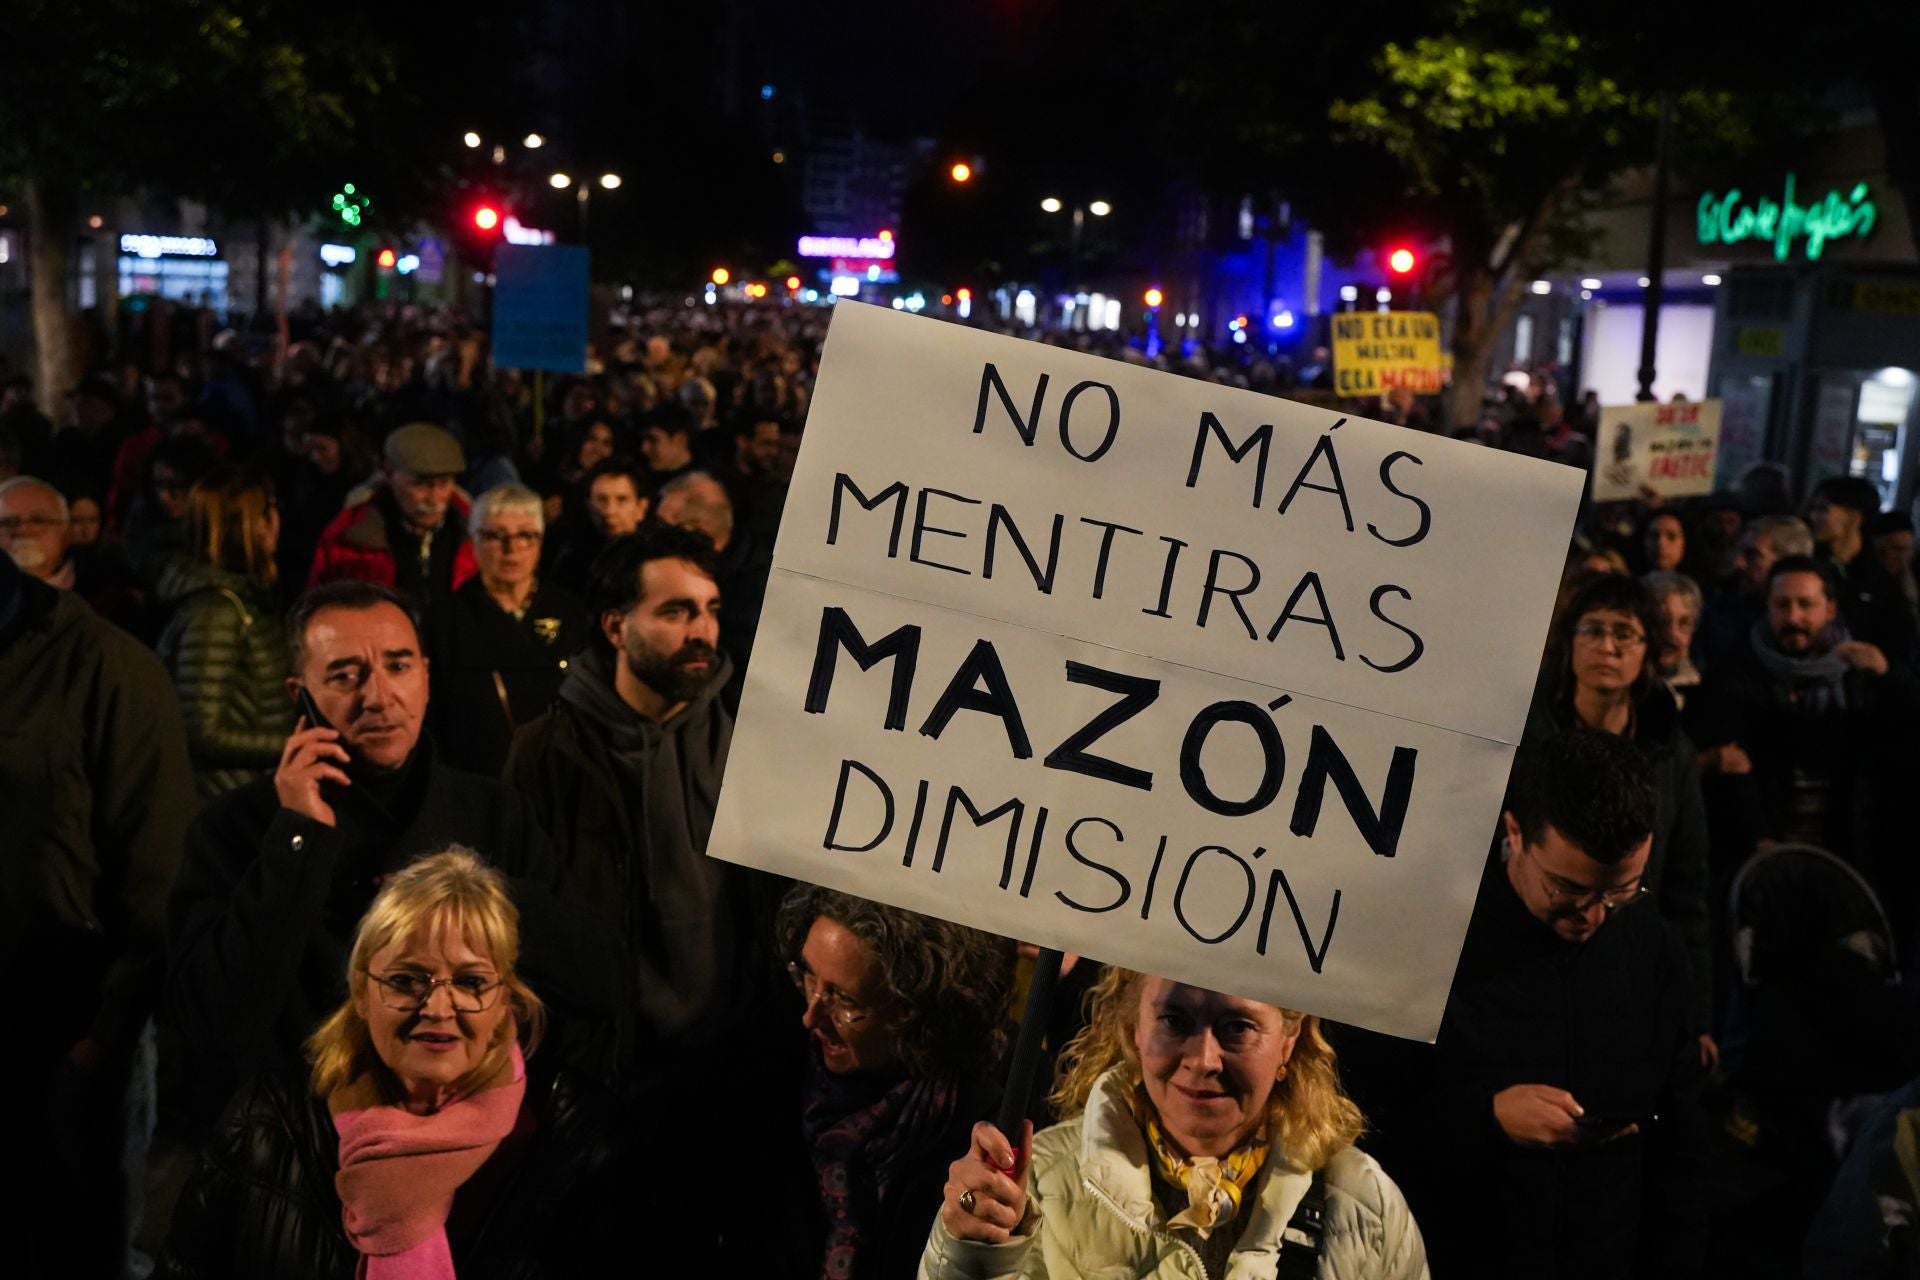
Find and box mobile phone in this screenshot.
[295,685,334,734]
[1575,1112,1655,1137]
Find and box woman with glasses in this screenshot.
[163,847,624,1280]
[764,884,1013,1280]
[1527,572,1715,1065]
[425,483,590,777]
[924,967,1426,1279]
[155,465,295,798]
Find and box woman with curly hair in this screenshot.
[923,967,1427,1280]
[770,884,1013,1280]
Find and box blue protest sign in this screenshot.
[492,244,589,373]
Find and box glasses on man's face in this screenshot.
[365,969,505,1013]
[0,515,63,535]
[1573,622,1647,650]
[787,961,874,1030]
[1521,846,1648,912]
[478,529,541,550]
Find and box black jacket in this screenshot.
[0,567,196,1062]
[160,1063,628,1280]
[1408,859,1707,1279]
[504,646,783,1082]
[1691,635,1920,866]
[426,577,591,777]
[1524,678,1713,1030]
[165,736,623,1124]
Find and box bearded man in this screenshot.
[506,523,780,1086]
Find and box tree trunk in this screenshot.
[1446,263,1498,428]
[25,177,78,421]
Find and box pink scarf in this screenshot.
[332,1042,527,1280]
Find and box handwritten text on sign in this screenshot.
[1331,311,1445,397]
[707,303,1582,1041]
[1592,399,1723,502]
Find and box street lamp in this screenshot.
[553,171,621,241]
[462,131,482,149]
[1040,197,1113,294]
[523,132,545,149]
[950,162,973,183]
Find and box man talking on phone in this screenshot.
[165,580,619,1124]
[1397,728,1708,1278]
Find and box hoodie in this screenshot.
[506,643,749,1076]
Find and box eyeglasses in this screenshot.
[0,515,64,535]
[1572,622,1647,649]
[1520,846,1648,912]
[364,969,505,1012]
[787,961,876,1030]
[477,530,541,550]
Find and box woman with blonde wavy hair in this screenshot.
[163,849,626,1280]
[922,968,1428,1280]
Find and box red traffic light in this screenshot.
[376,247,398,269]
[472,205,501,232]
[1387,246,1417,275]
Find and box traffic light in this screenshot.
[472,204,501,233]
[1387,246,1417,276]
[376,247,398,270]
[1144,287,1164,308]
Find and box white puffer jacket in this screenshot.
[919,1069,1429,1280]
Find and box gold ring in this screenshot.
[959,1188,977,1215]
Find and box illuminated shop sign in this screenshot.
[120,233,219,259]
[319,243,358,267]
[798,235,895,259]
[503,215,555,246]
[1697,174,1877,262]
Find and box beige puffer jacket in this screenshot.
[920,1069,1429,1280]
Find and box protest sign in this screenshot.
[1592,399,1723,502]
[1330,311,1445,397]
[708,303,1582,1041]
[491,244,589,373]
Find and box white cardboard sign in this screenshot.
[708,303,1583,1040]
[1592,399,1723,502]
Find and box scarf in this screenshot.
[331,1040,526,1280]
[1748,620,1852,715]
[800,1048,959,1280]
[1131,1085,1270,1239]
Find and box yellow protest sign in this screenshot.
[1331,311,1445,396]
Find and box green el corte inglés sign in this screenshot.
[1697,173,1876,262]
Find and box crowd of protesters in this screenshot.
[3,295,1918,1280]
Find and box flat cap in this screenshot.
[384,423,466,477]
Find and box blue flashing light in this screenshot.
[760,84,775,100]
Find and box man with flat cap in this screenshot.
[307,422,477,611]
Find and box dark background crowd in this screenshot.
[4,298,1919,1280]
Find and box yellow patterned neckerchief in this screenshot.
[1131,1085,1271,1239]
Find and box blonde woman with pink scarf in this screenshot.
[162,848,626,1280]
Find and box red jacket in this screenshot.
[306,485,478,593]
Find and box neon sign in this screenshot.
[1697,174,1877,261]
[798,235,895,259]
[119,234,219,259]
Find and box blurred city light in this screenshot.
[950,162,972,183]
[472,205,500,231]
[599,174,622,190]
[1040,197,1063,213]
[711,267,731,285]
[463,132,482,148]
[1388,247,1417,274]
[376,248,397,269]
[1638,276,1652,287]
[1702,274,1722,286]
[1340,285,1359,302]
[549,173,572,189]
[523,133,545,149]
[1144,287,1164,308]
[1089,201,1112,217]
[1581,277,1603,289]
[786,275,801,290]
[1530,280,1551,295]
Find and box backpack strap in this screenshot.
[213,585,253,629]
[1275,1168,1328,1279]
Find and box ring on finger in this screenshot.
[959,1188,977,1215]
